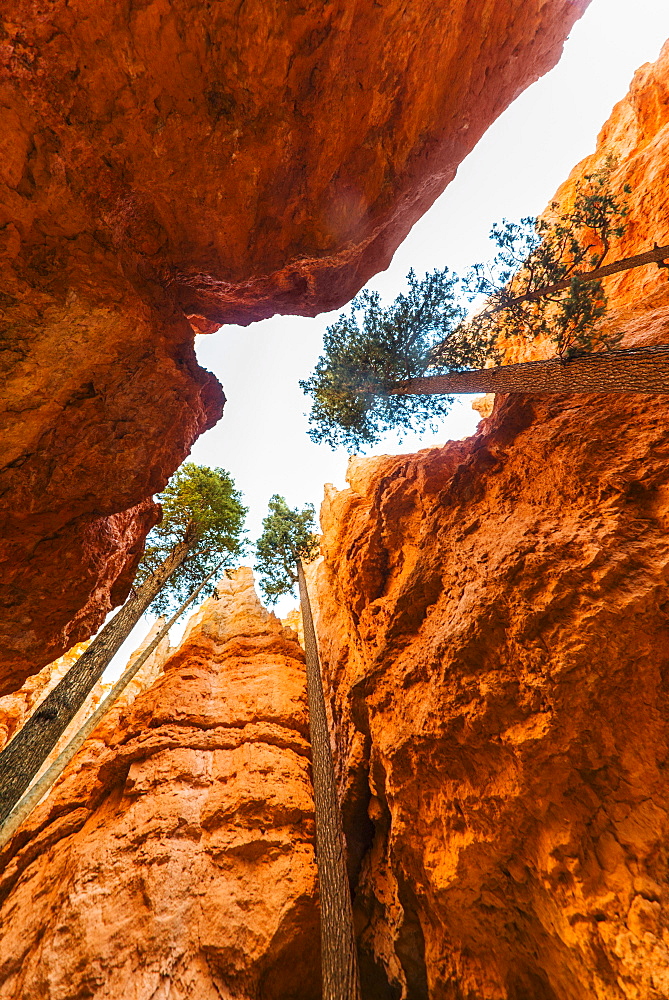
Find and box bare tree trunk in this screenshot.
[393,344,669,396]
[0,538,193,826]
[503,242,669,307]
[297,561,361,1000]
[0,558,224,853]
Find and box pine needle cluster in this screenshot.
[254,495,319,604]
[135,463,247,613]
[302,163,630,451]
[299,269,478,451]
[462,158,630,360]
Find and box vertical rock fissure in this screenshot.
[298,560,362,1000]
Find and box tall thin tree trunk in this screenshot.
[0,537,193,826]
[0,559,224,853]
[393,344,669,396]
[503,242,669,306]
[297,560,361,1000]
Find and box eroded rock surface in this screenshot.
[314,42,669,1000]
[0,568,319,1000]
[0,0,589,690]
[0,496,162,696]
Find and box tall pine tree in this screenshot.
[0,464,246,827]
[255,497,361,1000]
[301,166,669,451]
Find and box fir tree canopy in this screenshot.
[135,463,247,613]
[301,164,630,452]
[462,161,629,361]
[254,495,320,604]
[299,268,481,452]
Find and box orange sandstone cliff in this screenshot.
[0,569,319,999]
[313,41,669,999]
[0,0,590,693]
[5,17,669,1000]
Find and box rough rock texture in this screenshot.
[0,569,319,1000]
[0,618,171,844]
[282,607,304,647]
[0,497,161,696]
[314,43,669,1000]
[0,620,171,755]
[0,0,589,690]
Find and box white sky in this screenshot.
[104,0,669,678]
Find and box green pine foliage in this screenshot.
[302,163,630,451]
[254,495,320,604]
[299,268,486,452]
[135,463,247,613]
[464,158,630,359]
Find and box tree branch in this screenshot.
[497,242,669,309]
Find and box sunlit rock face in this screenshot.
[314,42,669,1000]
[0,569,319,1000]
[0,0,589,691]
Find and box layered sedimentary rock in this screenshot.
[0,0,589,690]
[0,569,319,999]
[314,42,669,999]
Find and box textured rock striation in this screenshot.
[314,42,669,1000]
[0,569,319,1000]
[0,0,589,690]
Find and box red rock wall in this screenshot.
[0,497,162,696]
[0,0,589,691]
[0,569,319,999]
[314,42,669,999]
